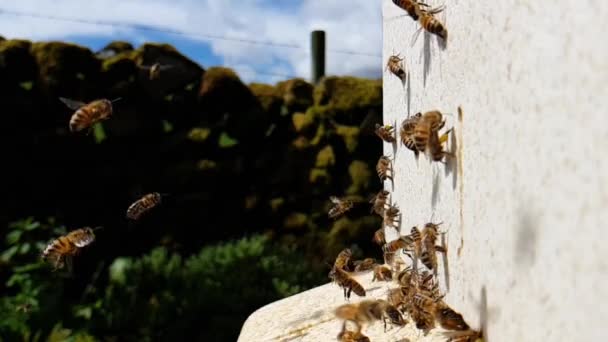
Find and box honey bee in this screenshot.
[376,155,393,182]
[418,270,444,301]
[59,97,121,133]
[413,110,446,152]
[383,203,400,228]
[441,329,484,342]
[369,190,390,216]
[421,222,447,272]
[329,196,354,219]
[391,0,428,21]
[435,303,470,331]
[337,328,371,342]
[373,228,386,246]
[41,227,100,271]
[353,258,378,272]
[382,236,409,255]
[335,299,405,333]
[329,267,366,300]
[427,127,454,162]
[139,62,175,80]
[419,6,448,41]
[409,226,423,258]
[385,54,407,83]
[400,113,422,156]
[372,265,393,282]
[333,248,353,270]
[126,192,164,220]
[375,124,396,143]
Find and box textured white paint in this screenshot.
[239,0,608,341]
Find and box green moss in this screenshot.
[249,83,282,113]
[276,78,313,111]
[335,125,361,153]
[315,145,335,168]
[199,66,241,97]
[326,216,379,255]
[347,160,372,194]
[310,123,326,146]
[292,110,317,133]
[102,41,134,53]
[218,132,239,148]
[196,159,217,170]
[30,41,99,82]
[0,40,37,81]
[269,198,285,212]
[187,127,211,142]
[283,212,308,230]
[313,76,382,111]
[309,168,331,185]
[292,136,310,150]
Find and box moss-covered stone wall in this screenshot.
[1,39,383,264]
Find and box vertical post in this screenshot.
[311,30,325,84]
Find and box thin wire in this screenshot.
[0,8,382,58]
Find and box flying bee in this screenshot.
[372,265,393,282]
[41,227,100,272]
[59,97,121,134]
[385,54,407,83]
[383,204,401,228]
[391,0,429,21]
[441,329,484,342]
[333,248,353,271]
[376,155,393,182]
[375,124,396,143]
[369,190,390,216]
[140,62,174,80]
[127,192,164,220]
[382,236,410,255]
[373,228,386,246]
[435,303,470,331]
[329,196,354,219]
[400,113,422,156]
[353,258,378,272]
[329,267,366,300]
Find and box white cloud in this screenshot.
[0,0,383,83]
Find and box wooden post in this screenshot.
[311,30,325,84]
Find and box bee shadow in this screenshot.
[422,31,432,87]
[514,206,540,269]
[445,128,458,190]
[441,232,450,291]
[431,166,441,210]
[406,74,412,117]
[480,286,489,341]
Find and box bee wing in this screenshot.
[329,196,340,204]
[59,97,86,110]
[73,235,94,248]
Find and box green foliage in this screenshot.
[315,145,336,168]
[218,132,239,148]
[347,160,373,194]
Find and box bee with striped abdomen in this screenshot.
[391,0,428,21]
[41,227,100,271]
[333,248,353,270]
[375,124,396,143]
[126,192,164,220]
[400,113,422,157]
[385,54,407,83]
[329,266,366,300]
[353,258,378,272]
[372,265,393,282]
[421,222,447,272]
[383,203,401,229]
[370,190,390,216]
[376,155,393,183]
[413,110,446,152]
[329,196,354,219]
[59,97,121,134]
[419,6,448,41]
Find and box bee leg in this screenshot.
[347,287,353,300]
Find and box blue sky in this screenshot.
[0,0,382,84]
